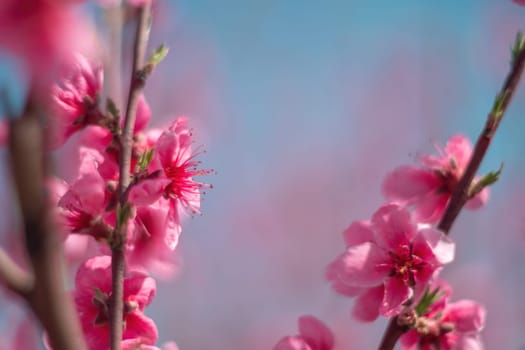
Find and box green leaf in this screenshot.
[148,43,169,66]
[511,32,525,64]
[491,90,508,121]
[470,162,504,197]
[415,286,443,316]
[137,148,155,171]
[106,98,120,120]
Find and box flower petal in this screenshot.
[352,285,384,322]
[342,221,374,247]
[337,242,389,288]
[445,134,472,169]
[413,228,455,266]
[443,300,486,333]
[382,166,439,202]
[274,336,311,350]
[465,187,489,210]
[298,315,334,349]
[371,204,416,250]
[380,277,412,317]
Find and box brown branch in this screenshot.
[0,248,32,297]
[110,4,152,350]
[105,5,125,108]
[438,47,525,234]
[8,96,87,350]
[376,36,525,350]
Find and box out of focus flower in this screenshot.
[274,315,334,350]
[127,198,181,278]
[50,53,104,149]
[326,204,455,321]
[401,298,486,350]
[0,0,97,86]
[513,0,525,6]
[382,135,488,223]
[57,169,114,241]
[74,256,158,349]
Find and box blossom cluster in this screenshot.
[46,51,211,349]
[275,136,488,349]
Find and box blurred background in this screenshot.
[2,0,525,349]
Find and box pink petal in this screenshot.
[342,221,374,247]
[382,166,439,202]
[412,228,455,265]
[134,94,152,134]
[337,242,390,288]
[445,135,472,169]
[298,316,334,349]
[47,177,69,204]
[465,187,488,210]
[371,204,416,250]
[161,341,180,350]
[413,194,448,224]
[125,273,156,310]
[75,255,112,293]
[453,335,484,350]
[81,125,112,151]
[325,260,364,297]
[123,312,158,345]
[128,178,171,206]
[352,285,384,322]
[274,336,311,350]
[59,173,106,216]
[399,330,420,350]
[443,300,486,333]
[380,277,412,317]
[78,146,105,176]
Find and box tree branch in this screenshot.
[110,4,152,350]
[8,95,87,350]
[376,34,525,350]
[0,248,32,297]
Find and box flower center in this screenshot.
[388,245,426,286]
[163,157,213,213]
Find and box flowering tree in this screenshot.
[0,1,524,350]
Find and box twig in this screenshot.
[110,4,152,350]
[8,94,87,350]
[376,36,525,350]
[105,5,124,108]
[0,248,32,297]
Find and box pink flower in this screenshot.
[127,199,181,278]
[128,117,212,225]
[382,135,488,223]
[74,256,158,349]
[274,315,334,350]
[80,94,156,181]
[326,203,455,320]
[57,170,114,240]
[49,53,104,149]
[0,1,96,87]
[513,0,525,5]
[401,298,486,350]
